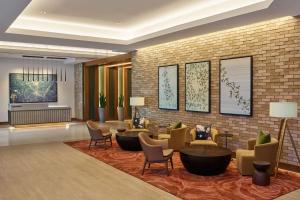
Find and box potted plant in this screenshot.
[99,93,107,123]
[117,95,124,121]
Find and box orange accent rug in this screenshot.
[65,140,300,200]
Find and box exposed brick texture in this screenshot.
[131,16,300,166]
[74,63,83,120]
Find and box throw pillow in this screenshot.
[256,131,271,145]
[173,122,182,129]
[195,124,212,140]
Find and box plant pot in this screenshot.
[99,107,105,123]
[117,107,124,121]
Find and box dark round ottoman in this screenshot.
[116,131,152,151]
[180,145,232,176]
[252,161,271,186]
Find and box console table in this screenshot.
[8,104,71,125]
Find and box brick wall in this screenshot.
[74,63,83,120]
[131,16,300,165]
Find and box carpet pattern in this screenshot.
[65,140,300,200]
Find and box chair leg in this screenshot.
[142,159,147,175]
[104,139,107,149]
[88,140,92,149]
[165,161,169,176]
[148,163,151,168]
[170,157,174,169]
[110,137,112,146]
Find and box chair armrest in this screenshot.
[190,129,196,142]
[151,139,168,149]
[211,129,219,142]
[248,138,256,150]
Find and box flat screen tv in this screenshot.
[9,73,58,103]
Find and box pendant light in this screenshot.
[27,66,30,81]
[60,65,63,82]
[22,57,25,81]
[65,67,67,82]
[46,60,49,81]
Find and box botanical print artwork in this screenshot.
[158,65,178,110]
[185,61,210,112]
[9,73,58,103]
[220,57,252,116]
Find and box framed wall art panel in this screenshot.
[185,61,210,113]
[158,64,179,110]
[219,56,252,116]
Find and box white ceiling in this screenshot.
[7,0,274,43]
[0,0,299,57]
[20,0,198,29]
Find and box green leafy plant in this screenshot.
[118,95,124,107]
[99,93,107,108]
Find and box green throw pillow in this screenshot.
[256,131,271,145]
[173,122,182,129]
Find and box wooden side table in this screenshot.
[219,131,233,148]
[252,161,271,186]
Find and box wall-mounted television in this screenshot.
[9,73,58,103]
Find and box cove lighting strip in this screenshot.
[0,41,125,56]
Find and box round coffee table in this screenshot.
[116,130,151,151]
[180,145,232,176]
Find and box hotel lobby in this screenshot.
[0,0,300,199]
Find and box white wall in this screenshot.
[0,57,75,122]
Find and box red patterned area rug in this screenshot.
[65,140,300,200]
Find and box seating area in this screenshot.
[0,1,300,200]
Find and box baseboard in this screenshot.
[71,118,85,122]
[279,162,300,173]
[0,121,9,125]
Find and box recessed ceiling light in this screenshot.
[40,10,47,15]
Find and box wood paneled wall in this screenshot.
[83,54,132,121]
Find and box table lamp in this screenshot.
[130,97,145,127]
[269,102,299,176]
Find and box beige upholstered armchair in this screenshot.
[236,138,278,175]
[86,121,112,149]
[189,128,219,146]
[138,132,174,175]
[158,124,188,151]
[124,119,150,129]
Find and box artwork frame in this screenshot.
[219,56,253,116]
[158,64,179,110]
[9,73,58,103]
[185,61,211,113]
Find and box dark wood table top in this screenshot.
[180,145,232,157]
[219,133,234,137]
[116,131,152,138]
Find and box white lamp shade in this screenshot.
[130,97,145,106]
[269,102,298,118]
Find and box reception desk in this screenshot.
[8,103,71,125]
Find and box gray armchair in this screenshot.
[86,120,112,149]
[138,132,174,175]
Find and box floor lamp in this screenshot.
[130,97,145,127]
[269,102,299,176]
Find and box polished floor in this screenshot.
[0,123,299,200]
[0,142,179,200]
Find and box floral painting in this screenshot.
[158,65,178,110]
[220,56,252,116]
[185,61,210,112]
